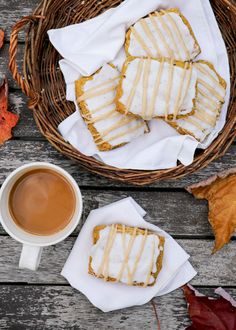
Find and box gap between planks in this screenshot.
[0,283,235,289]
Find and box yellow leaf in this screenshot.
[187,169,236,253]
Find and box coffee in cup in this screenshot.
[0,162,83,271]
[9,168,76,236]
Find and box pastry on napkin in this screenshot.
[61,197,196,312]
[125,8,201,61]
[89,224,165,287]
[169,60,227,142]
[116,57,197,120]
[48,0,230,170]
[76,64,148,151]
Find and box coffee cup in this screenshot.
[0,162,83,271]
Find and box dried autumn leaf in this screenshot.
[183,284,236,330]
[0,28,4,49]
[187,169,236,252]
[0,76,19,145]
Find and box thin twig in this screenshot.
[151,298,161,330]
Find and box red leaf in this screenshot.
[0,28,4,49]
[0,77,19,145]
[183,284,236,330]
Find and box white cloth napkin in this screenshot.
[48,0,230,170]
[61,197,196,312]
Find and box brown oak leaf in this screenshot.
[0,28,4,49]
[183,284,236,330]
[0,77,19,145]
[187,169,236,252]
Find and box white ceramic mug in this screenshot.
[0,162,83,271]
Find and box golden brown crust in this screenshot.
[75,64,149,151]
[125,8,201,59]
[75,69,114,151]
[167,120,198,140]
[195,60,227,90]
[88,224,165,287]
[168,60,227,141]
[175,9,201,57]
[115,56,196,120]
[124,28,132,57]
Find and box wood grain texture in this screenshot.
[0,0,236,328]
[9,92,40,137]
[0,43,24,89]
[0,188,214,237]
[0,285,235,330]
[0,236,235,285]
[0,0,39,42]
[0,140,235,189]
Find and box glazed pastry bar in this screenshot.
[125,9,201,61]
[169,61,227,142]
[76,64,148,151]
[116,57,197,120]
[89,224,165,287]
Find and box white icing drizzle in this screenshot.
[171,62,226,142]
[178,63,193,110]
[117,227,137,282]
[130,27,152,57]
[140,19,160,56]
[119,58,196,119]
[97,224,117,278]
[96,122,144,145]
[144,238,156,287]
[84,76,120,94]
[148,57,164,119]
[142,57,151,117]
[90,226,161,286]
[194,109,216,126]
[96,117,134,140]
[148,13,173,58]
[128,229,148,285]
[197,97,217,112]
[128,10,199,61]
[194,63,225,90]
[163,11,190,60]
[126,59,144,114]
[154,11,181,60]
[197,88,218,106]
[164,58,175,120]
[184,116,205,131]
[172,62,188,119]
[90,99,115,114]
[198,79,224,102]
[78,85,116,102]
[78,64,147,148]
[121,225,131,277]
[83,109,117,124]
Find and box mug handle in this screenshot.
[19,244,43,271]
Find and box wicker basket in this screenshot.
[9,0,236,185]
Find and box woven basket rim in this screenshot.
[9,0,236,185]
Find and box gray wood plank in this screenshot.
[0,0,39,42]
[0,236,235,286]
[0,188,212,237]
[0,140,235,189]
[0,285,235,330]
[9,92,40,137]
[0,1,235,328]
[0,43,24,89]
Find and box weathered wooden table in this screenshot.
[0,1,235,329]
